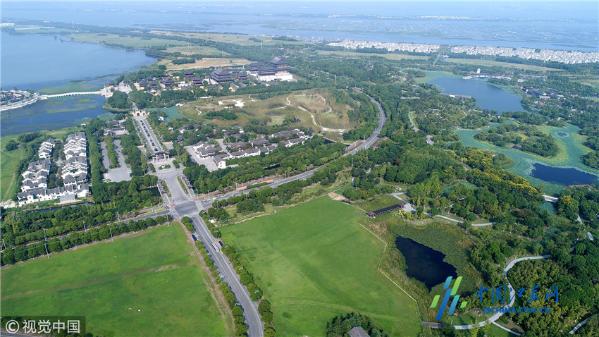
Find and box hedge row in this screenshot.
[1,216,170,265]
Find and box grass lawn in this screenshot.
[0,137,25,200]
[70,33,186,49]
[221,196,421,337]
[150,30,303,46]
[1,225,229,337]
[355,194,402,212]
[165,45,229,57]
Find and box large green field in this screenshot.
[221,196,421,337]
[1,225,229,337]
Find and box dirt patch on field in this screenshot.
[160,58,251,70]
[328,192,348,202]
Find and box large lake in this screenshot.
[429,75,524,113]
[395,236,456,289]
[1,31,153,90]
[1,32,153,135]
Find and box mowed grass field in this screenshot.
[221,197,421,337]
[1,225,229,337]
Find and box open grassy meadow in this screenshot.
[179,90,354,137]
[70,33,186,49]
[221,196,421,337]
[1,225,230,337]
[165,45,229,57]
[0,137,26,200]
[150,30,303,46]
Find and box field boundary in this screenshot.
[357,222,419,304]
[179,222,236,335]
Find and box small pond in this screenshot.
[395,236,457,289]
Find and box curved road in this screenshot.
[203,93,386,208]
[453,255,549,330]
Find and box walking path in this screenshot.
[453,255,549,330]
[569,315,594,334]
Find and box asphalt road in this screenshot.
[150,93,387,337]
[157,168,263,337]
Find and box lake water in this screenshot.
[1,32,153,135]
[531,163,598,186]
[1,31,153,90]
[430,76,524,113]
[0,96,110,136]
[2,2,597,51]
[395,236,457,289]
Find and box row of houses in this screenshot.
[192,128,311,170]
[17,132,89,205]
[38,139,55,159]
[62,133,88,190]
[20,159,51,192]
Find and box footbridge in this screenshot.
[40,90,104,99]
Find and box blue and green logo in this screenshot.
[430,276,468,321]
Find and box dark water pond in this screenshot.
[429,76,524,113]
[531,163,598,186]
[395,236,457,289]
